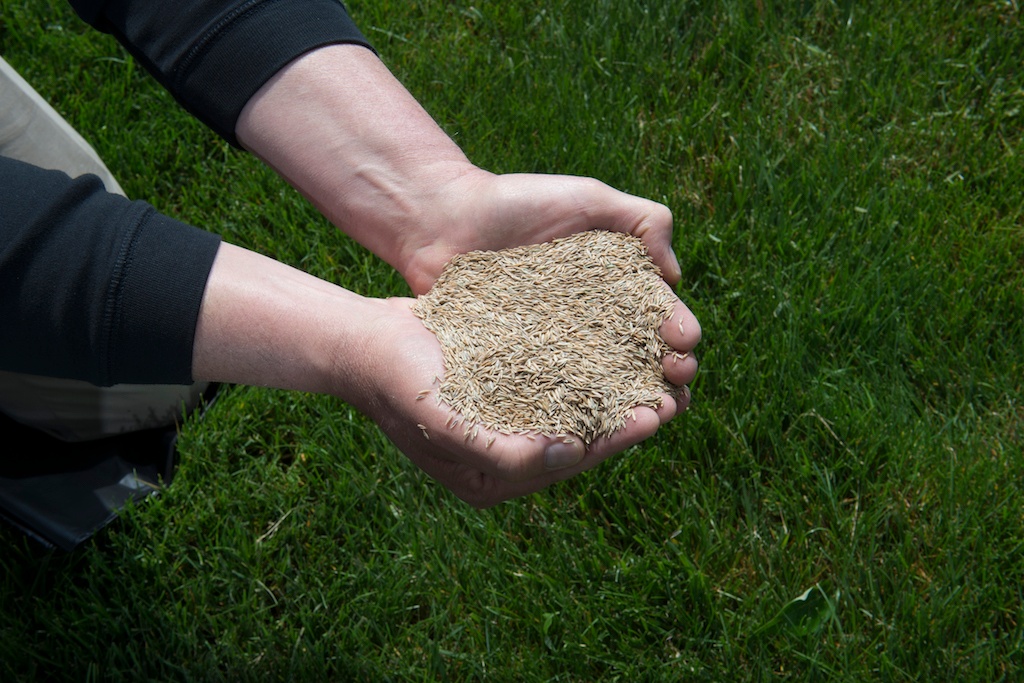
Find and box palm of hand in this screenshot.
[357,297,694,508]
[361,170,699,506]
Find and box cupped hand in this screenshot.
[394,167,683,296]
[353,295,700,508]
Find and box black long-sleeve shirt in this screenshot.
[0,0,371,386]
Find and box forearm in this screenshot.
[235,44,475,278]
[191,242,381,399]
[71,0,683,293]
[234,44,683,293]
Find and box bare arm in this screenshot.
[235,44,684,295]
[191,242,700,508]
[221,43,702,506]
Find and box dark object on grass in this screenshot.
[0,384,219,551]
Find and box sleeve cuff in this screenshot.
[107,209,222,385]
[170,0,374,145]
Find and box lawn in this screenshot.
[1,0,1022,680]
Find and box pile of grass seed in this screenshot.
[411,230,680,445]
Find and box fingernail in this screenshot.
[544,440,583,470]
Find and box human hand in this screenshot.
[352,295,700,508]
[390,167,683,296]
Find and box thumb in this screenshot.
[582,184,681,285]
[543,438,586,471]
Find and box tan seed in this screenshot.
[411,230,682,446]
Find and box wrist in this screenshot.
[192,242,383,397]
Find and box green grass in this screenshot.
[2,0,1023,680]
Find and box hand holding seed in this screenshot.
[357,231,700,508]
[393,169,682,296]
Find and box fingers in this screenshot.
[403,427,587,508]
[577,179,681,285]
[663,349,698,387]
[421,418,584,483]
[658,293,701,387]
[402,293,700,507]
[659,295,702,351]
[580,406,663,462]
[626,201,682,285]
[407,399,676,508]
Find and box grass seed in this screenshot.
[412,230,680,446]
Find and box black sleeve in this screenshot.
[0,157,221,386]
[67,0,374,145]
